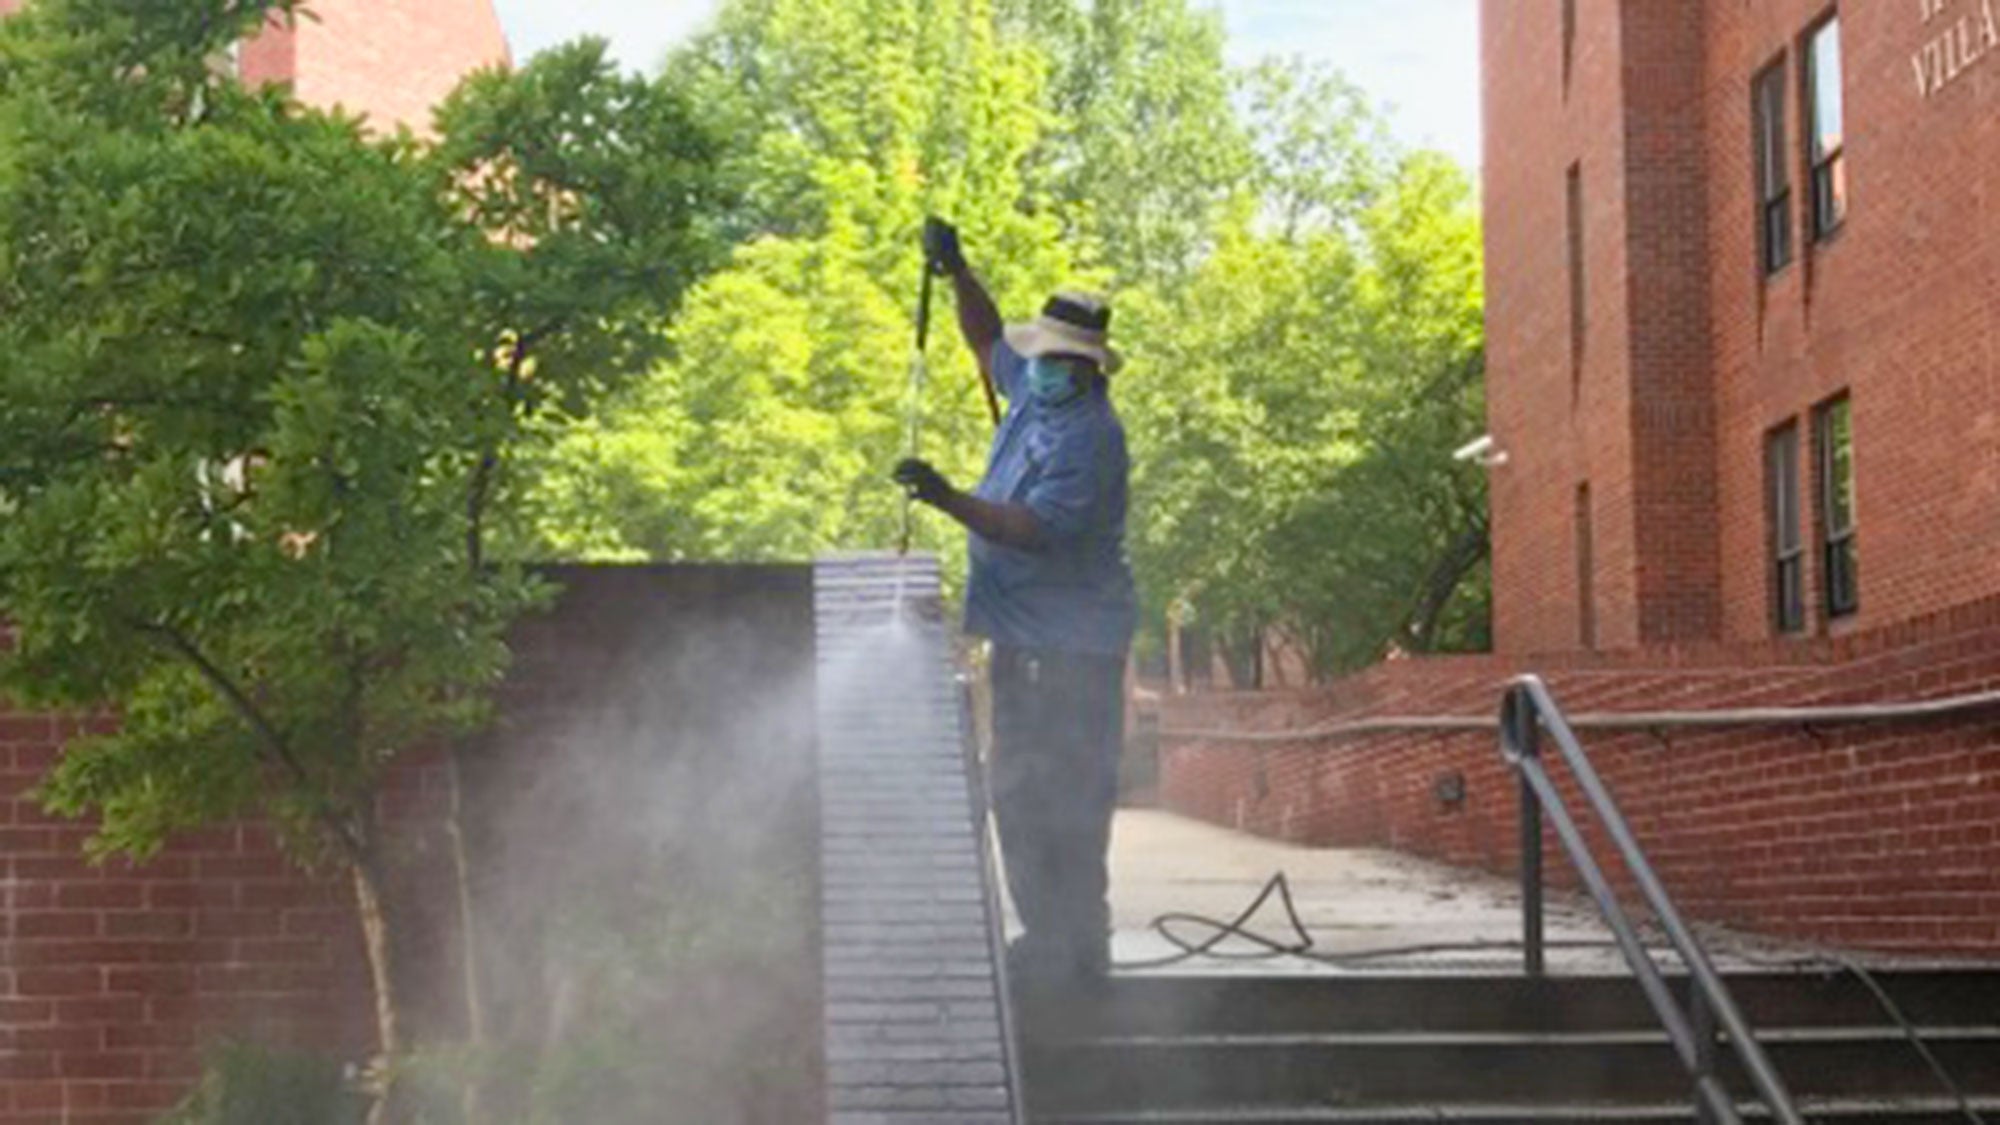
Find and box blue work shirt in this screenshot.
[964,342,1137,657]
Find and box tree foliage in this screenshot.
[1121,57,1488,677]
[1005,0,1251,285]
[0,0,723,1098]
[528,0,1082,573]
[533,3,1488,679]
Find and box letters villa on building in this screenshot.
[1913,0,2000,97]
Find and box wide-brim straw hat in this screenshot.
[1004,291,1124,375]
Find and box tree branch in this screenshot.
[466,318,564,572]
[130,618,366,859]
[1403,516,1490,653]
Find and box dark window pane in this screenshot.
[1765,195,1793,272]
[1576,483,1596,650]
[1777,555,1805,633]
[1562,0,1576,91]
[1769,425,1801,553]
[1756,65,1788,196]
[1767,424,1804,633]
[1754,61,1792,273]
[1825,537,1858,618]
[1567,163,1585,392]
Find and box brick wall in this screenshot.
[1,566,823,1125]
[0,2,508,132]
[287,0,510,132]
[1620,2,1721,646]
[238,11,298,90]
[1,715,376,1125]
[1158,591,2000,955]
[1486,0,2000,652]
[1705,0,2000,644]
[1484,0,1646,655]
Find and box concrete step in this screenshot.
[1015,970,2000,1037]
[1019,1028,2000,1117]
[1032,1097,2000,1124]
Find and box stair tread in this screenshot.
[1031,1025,2000,1048]
[1019,969,2000,1121]
[1033,1095,2000,1122]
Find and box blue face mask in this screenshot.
[1026,356,1088,405]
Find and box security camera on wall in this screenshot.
[1453,434,1509,468]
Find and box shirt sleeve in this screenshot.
[990,339,1026,403]
[1023,425,1109,546]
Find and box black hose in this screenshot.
[1114,871,1620,971]
[1732,950,1992,1125]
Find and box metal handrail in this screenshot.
[1157,685,2000,744]
[1501,674,1806,1125]
[958,672,1028,1125]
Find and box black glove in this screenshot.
[893,458,954,507]
[923,216,966,278]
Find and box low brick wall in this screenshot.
[1158,595,2000,956]
[1,565,822,1125]
[1,741,372,1122]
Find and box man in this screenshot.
[894,217,1137,982]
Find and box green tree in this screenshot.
[1285,150,1488,669]
[1121,63,1487,679]
[0,2,722,1114]
[532,0,1080,572]
[1003,0,1252,286]
[531,9,1491,679]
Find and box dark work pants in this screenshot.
[989,644,1126,975]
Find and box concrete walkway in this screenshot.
[1095,810,1837,976]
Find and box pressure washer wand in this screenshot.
[898,261,935,557]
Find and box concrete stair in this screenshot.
[1015,970,2000,1124]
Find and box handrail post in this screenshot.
[1520,766,1545,978]
[1691,984,1721,1125]
[1504,689,1546,978]
[1511,676,1800,1125]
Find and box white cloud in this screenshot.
[491,0,720,73]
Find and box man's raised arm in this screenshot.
[925,217,1003,386]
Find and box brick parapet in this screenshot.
[0,722,376,1124]
[1158,592,2000,956]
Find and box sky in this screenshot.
[489,0,1482,171]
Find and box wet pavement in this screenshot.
[1081,810,1868,976]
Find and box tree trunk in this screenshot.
[351,854,405,1125]
[1407,521,1490,652]
[1220,627,1264,691]
[445,745,488,1124]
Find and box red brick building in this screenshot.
[1158,1,2000,957]
[0,0,510,133]
[1486,0,2000,654]
[241,0,511,132]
